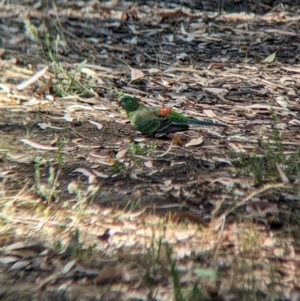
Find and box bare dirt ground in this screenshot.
[1,1,300,300]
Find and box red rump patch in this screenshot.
[159,107,172,117]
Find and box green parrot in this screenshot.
[119,95,226,134]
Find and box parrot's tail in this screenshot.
[189,119,227,127]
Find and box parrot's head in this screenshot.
[119,95,140,112]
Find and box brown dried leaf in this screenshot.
[22,139,59,150]
[0,256,19,264]
[130,67,144,82]
[92,169,110,178]
[172,135,184,146]
[9,260,31,271]
[228,142,245,153]
[72,168,96,183]
[64,113,74,122]
[185,137,203,147]
[144,160,153,168]
[263,50,278,63]
[203,87,227,94]
[116,148,128,159]
[281,66,300,73]
[62,260,77,274]
[88,120,103,130]
[203,109,217,118]
[37,122,51,130]
[149,68,161,74]
[3,242,27,251]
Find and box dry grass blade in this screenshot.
[16,65,50,90]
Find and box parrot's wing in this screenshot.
[155,111,190,133]
[129,108,162,134]
[154,122,189,133]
